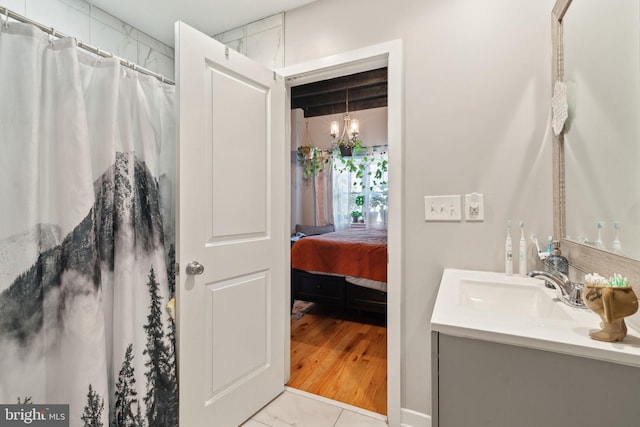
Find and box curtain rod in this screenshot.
[0,5,175,86]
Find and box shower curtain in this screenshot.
[0,22,177,427]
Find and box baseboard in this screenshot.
[400,408,431,427]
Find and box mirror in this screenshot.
[552,0,640,286]
[563,0,640,260]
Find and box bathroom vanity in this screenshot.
[431,269,640,427]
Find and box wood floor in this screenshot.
[288,304,387,415]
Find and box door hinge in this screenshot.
[225,46,229,60]
[273,71,276,81]
[174,262,180,275]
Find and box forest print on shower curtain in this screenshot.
[0,21,177,426]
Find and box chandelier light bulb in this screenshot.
[330,121,340,139]
[350,119,360,139]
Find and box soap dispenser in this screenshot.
[543,241,568,288]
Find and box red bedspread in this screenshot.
[291,229,387,282]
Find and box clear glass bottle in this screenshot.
[543,241,568,288]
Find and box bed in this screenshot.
[290,227,387,314]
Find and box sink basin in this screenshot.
[431,269,640,369]
[459,278,572,320]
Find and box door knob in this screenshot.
[186,261,204,275]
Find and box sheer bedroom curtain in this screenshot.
[0,22,177,427]
[314,151,334,227]
[332,147,389,231]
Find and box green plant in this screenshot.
[354,194,365,207]
[333,146,388,190]
[350,210,362,218]
[369,187,388,210]
[335,138,362,157]
[338,138,363,149]
[296,145,330,179]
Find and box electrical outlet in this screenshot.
[465,193,484,221]
[424,195,462,221]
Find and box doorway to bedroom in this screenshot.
[288,67,389,415]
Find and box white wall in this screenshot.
[4,0,174,79]
[285,0,555,418]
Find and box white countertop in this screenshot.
[431,269,640,368]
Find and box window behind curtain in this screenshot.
[332,146,388,230]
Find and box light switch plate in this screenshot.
[424,195,462,221]
[465,193,484,221]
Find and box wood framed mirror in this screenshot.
[552,0,640,286]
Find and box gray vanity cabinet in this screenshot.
[431,332,640,427]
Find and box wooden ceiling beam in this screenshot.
[291,68,387,98]
[302,97,388,118]
[291,83,387,110]
[290,67,388,117]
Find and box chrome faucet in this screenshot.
[527,270,586,308]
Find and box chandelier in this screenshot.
[330,89,360,144]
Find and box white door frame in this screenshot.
[278,39,403,427]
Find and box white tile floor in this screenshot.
[240,389,388,427]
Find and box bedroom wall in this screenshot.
[291,107,389,230]
[298,107,389,151]
[291,109,315,230]
[285,0,555,420]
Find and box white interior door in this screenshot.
[176,21,286,427]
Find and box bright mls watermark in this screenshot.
[0,405,68,426]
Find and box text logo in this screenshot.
[0,405,68,427]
